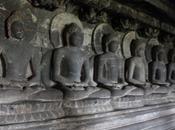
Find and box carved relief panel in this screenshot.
[0,0,175,121]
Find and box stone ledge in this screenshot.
[1,103,175,130]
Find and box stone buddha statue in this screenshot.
[0,21,39,84]
[95,34,129,98]
[168,49,175,86]
[149,46,168,85]
[53,23,111,101]
[149,45,170,94]
[0,19,63,104]
[125,39,148,95]
[167,49,175,97]
[144,45,171,105]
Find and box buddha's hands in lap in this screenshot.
[73,81,88,87]
[64,81,88,91]
[105,81,128,89]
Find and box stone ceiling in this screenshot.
[115,0,175,25]
[73,0,175,34]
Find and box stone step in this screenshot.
[111,114,175,130]
[143,120,175,130]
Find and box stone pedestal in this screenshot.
[1,103,175,130]
[63,99,113,116]
[0,101,64,126]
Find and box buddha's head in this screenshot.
[103,34,120,53]
[152,45,166,62]
[64,23,84,48]
[131,39,145,57]
[10,21,24,40]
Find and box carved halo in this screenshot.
[92,23,114,54]
[145,38,160,62]
[122,31,137,59]
[7,9,37,40]
[50,13,83,48]
[7,11,22,38]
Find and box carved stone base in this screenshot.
[144,94,170,105]
[111,96,144,109]
[0,101,64,125]
[2,103,175,130]
[167,92,175,102]
[63,99,113,116]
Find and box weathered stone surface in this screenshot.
[111,96,144,109]
[0,103,174,130]
[63,99,113,116]
[0,101,64,125]
[0,0,175,130]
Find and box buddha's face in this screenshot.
[158,51,165,62]
[136,44,145,57]
[11,21,24,40]
[69,32,84,47]
[108,41,119,53]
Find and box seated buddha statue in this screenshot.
[0,20,63,103]
[167,49,175,96]
[168,49,175,85]
[53,23,111,101]
[149,46,170,94]
[95,34,130,98]
[125,39,149,96]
